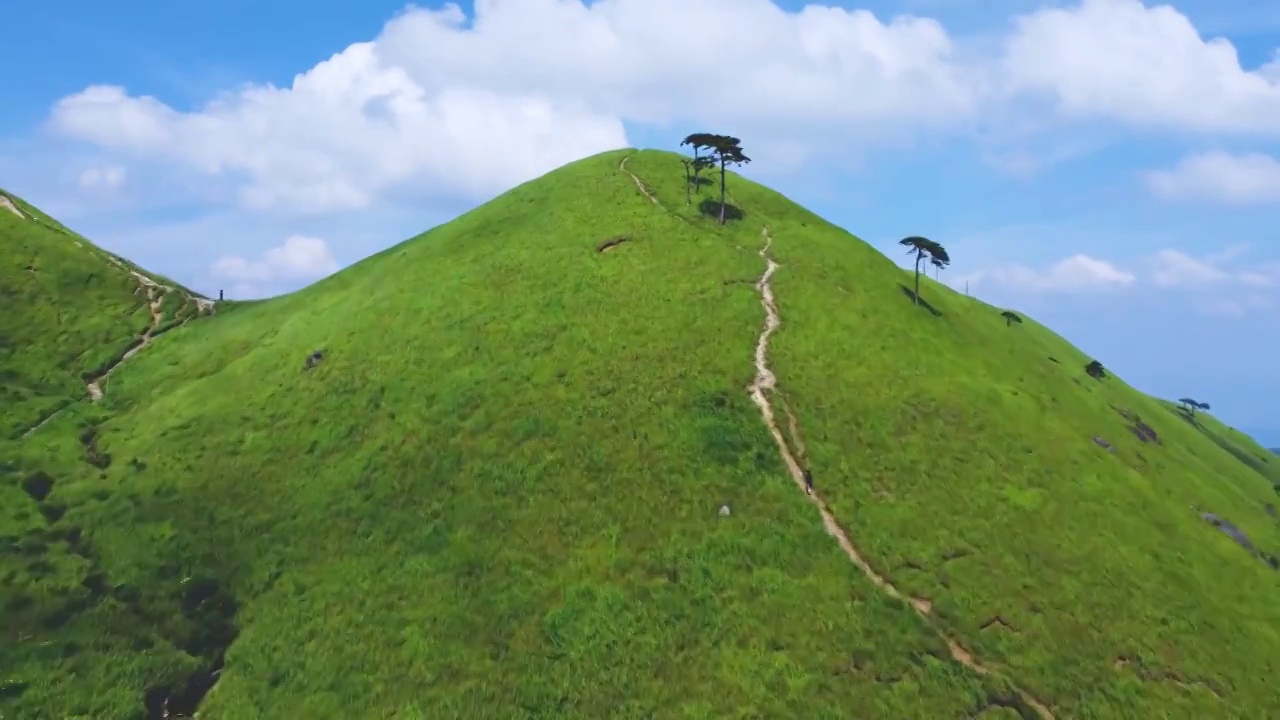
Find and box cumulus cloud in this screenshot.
[36,0,1280,224]
[1144,152,1280,204]
[49,47,628,214]
[44,0,986,215]
[210,235,339,297]
[77,164,126,190]
[1002,0,1280,133]
[374,1,978,129]
[959,254,1136,293]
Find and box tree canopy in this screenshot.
[684,133,751,224]
[899,236,951,306]
[1179,398,1211,416]
[1085,359,1107,380]
[1001,310,1023,327]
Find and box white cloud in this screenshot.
[1140,247,1279,316]
[954,246,1279,317]
[49,46,628,214]
[1143,152,1280,204]
[34,0,1280,229]
[44,1,984,215]
[77,164,126,190]
[210,235,339,297]
[374,1,978,129]
[959,253,1136,293]
[1002,0,1280,133]
[1145,248,1231,287]
[1145,247,1280,289]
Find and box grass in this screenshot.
[2,150,1278,719]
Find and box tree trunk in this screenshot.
[693,147,701,196]
[718,157,727,225]
[913,251,922,305]
[683,165,692,206]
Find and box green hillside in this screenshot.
[2,150,1278,719]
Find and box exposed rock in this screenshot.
[1199,512,1256,553]
[718,504,731,517]
[1092,436,1115,453]
[303,349,325,371]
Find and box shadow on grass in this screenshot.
[698,198,746,222]
[898,285,943,317]
[687,177,713,193]
[1167,406,1278,486]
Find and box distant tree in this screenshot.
[679,156,716,206]
[1178,398,1212,417]
[1001,310,1023,327]
[680,134,718,202]
[931,255,945,280]
[1085,359,1107,380]
[898,236,951,306]
[694,134,751,225]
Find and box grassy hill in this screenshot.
[2,150,1278,719]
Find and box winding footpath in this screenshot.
[12,204,217,437]
[619,154,660,205]
[84,259,213,402]
[744,227,1055,720]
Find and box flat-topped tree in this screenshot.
[899,236,950,306]
[1177,397,1208,415]
[1001,310,1023,327]
[690,134,751,225]
[680,134,718,204]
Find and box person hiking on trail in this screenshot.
[803,469,814,495]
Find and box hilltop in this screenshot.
[2,149,1278,719]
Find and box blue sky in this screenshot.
[2,0,1278,445]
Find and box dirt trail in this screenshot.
[744,226,1055,720]
[20,404,71,438]
[619,155,660,205]
[3,191,216,423]
[0,193,24,219]
[86,285,168,401]
[82,258,214,404]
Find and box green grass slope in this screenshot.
[0,190,213,441]
[2,151,1278,719]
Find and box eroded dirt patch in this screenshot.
[980,615,1017,633]
[0,192,25,218]
[596,234,630,253]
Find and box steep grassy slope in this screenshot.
[0,190,213,440]
[2,151,1278,719]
